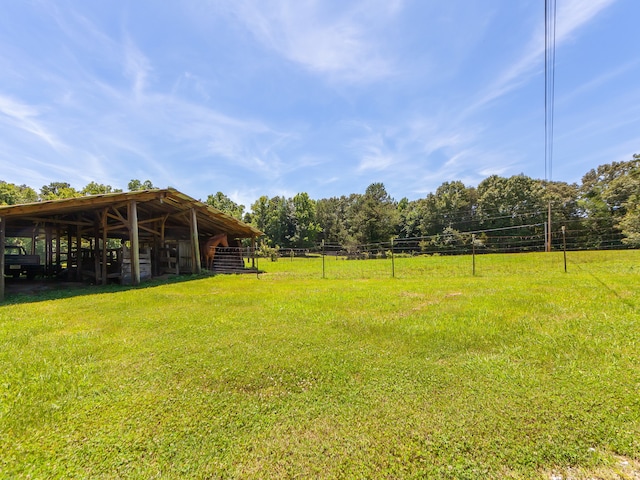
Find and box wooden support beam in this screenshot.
[160,214,168,246]
[251,236,256,269]
[190,208,201,274]
[76,222,82,281]
[138,217,170,226]
[136,223,162,237]
[0,217,5,302]
[105,207,162,237]
[31,225,37,255]
[107,208,129,229]
[101,209,108,285]
[67,229,72,281]
[46,225,52,277]
[20,216,94,227]
[55,227,61,271]
[94,224,100,284]
[129,200,141,285]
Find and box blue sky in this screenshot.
[1,0,638,209]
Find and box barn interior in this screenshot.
[0,188,262,300]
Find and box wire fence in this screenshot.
[255,224,637,279]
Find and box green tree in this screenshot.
[249,196,295,248]
[206,192,245,220]
[578,155,640,247]
[81,182,121,195]
[292,192,321,248]
[429,226,470,253]
[0,181,38,205]
[128,179,156,191]
[619,183,640,245]
[605,155,640,245]
[433,181,476,230]
[316,196,353,245]
[476,175,546,250]
[396,197,418,238]
[270,196,296,248]
[250,196,270,234]
[619,187,640,245]
[351,183,397,245]
[543,181,580,222]
[40,182,81,200]
[477,175,545,228]
[410,181,478,238]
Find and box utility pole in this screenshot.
[561,225,567,272]
[547,202,552,252]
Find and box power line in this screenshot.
[545,0,557,252]
[545,0,557,182]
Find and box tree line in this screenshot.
[2,154,639,251]
[243,155,640,252]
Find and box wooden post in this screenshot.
[157,214,169,276]
[152,233,159,277]
[129,200,141,285]
[251,237,256,269]
[67,228,72,280]
[30,226,37,255]
[176,242,180,275]
[0,217,5,302]
[190,208,202,274]
[55,227,61,274]
[93,227,100,283]
[160,215,167,247]
[45,226,52,276]
[546,202,552,252]
[101,209,108,285]
[76,223,82,281]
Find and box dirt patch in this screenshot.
[546,454,640,480]
[3,277,89,296]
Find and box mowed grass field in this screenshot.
[1,251,639,479]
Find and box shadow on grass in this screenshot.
[1,270,262,306]
[570,259,639,312]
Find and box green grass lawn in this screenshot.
[1,251,639,478]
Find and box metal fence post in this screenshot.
[322,239,325,279]
[391,237,395,278]
[472,234,476,276]
[562,225,567,273]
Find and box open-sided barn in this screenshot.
[0,188,262,300]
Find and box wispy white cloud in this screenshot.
[464,0,617,116]
[144,96,297,179]
[402,118,475,158]
[555,0,618,40]
[123,36,152,100]
[1,0,634,204]
[350,115,479,175]
[351,129,398,172]
[221,0,400,82]
[563,136,640,183]
[344,112,534,197]
[42,1,118,54]
[559,59,640,105]
[0,94,66,151]
[40,2,154,102]
[171,72,211,102]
